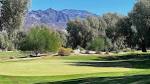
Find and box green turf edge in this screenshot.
[0,69,150,84]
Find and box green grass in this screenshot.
[0,51,26,61]
[0,71,150,84]
[0,51,150,84]
[0,58,132,76]
[43,74,150,84]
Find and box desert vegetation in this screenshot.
[0,0,150,54]
[0,0,150,84]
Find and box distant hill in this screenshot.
[25,8,97,30]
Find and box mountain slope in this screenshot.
[25,8,97,30]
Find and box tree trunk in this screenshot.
[141,39,147,52]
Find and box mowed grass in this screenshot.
[0,51,21,57]
[0,51,149,84]
[0,58,131,76]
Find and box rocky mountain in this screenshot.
[25,8,97,30]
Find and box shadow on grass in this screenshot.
[70,59,150,69]
[70,54,150,69]
[36,75,150,84]
[35,54,150,84]
[100,53,150,61]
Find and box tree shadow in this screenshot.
[36,75,150,84]
[35,54,150,84]
[71,59,150,69]
[100,53,150,61]
[69,54,150,69]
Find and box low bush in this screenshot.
[105,51,109,55]
[58,47,72,56]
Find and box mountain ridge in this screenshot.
[25,8,97,30]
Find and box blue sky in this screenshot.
[31,0,136,15]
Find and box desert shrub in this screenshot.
[58,47,72,56]
[19,26,61,56]
[105,51,109,55]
